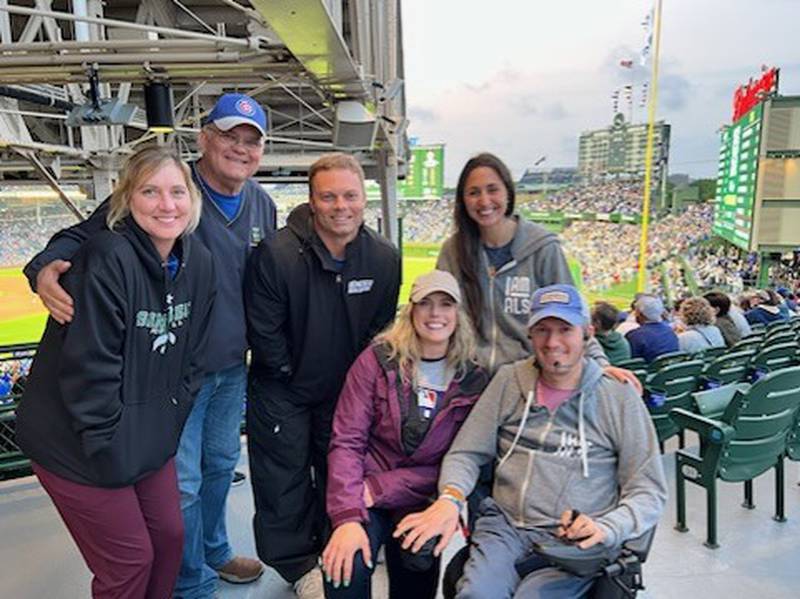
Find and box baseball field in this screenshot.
[0,244,636,347]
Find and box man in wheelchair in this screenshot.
[395,284,667,598]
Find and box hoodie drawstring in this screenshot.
[498,389,534,471]
[578,390,589,478]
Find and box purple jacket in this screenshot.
[327,343,488,528]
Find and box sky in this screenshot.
[401,0,800,185]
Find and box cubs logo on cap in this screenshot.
[207,93,267,137]
[236,98,255,116]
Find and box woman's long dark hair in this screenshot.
[453,152,516,337]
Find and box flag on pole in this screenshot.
[640,3,655,66]
[620,59,634,68]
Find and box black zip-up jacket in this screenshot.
[23,164,275,373]
[16,218,216,487]
[245,203,401,404]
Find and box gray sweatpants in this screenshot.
[455,498,594,599]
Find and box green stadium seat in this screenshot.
[701,350,756,387]
[749,342,800,378]
[761,331,797,348]
[766,319,791,333]
[647,351,691,374]
[615,357,648,386]
[730,336,763,354]
[672,366,800,548]
[644,359,705,451]
[691,382,751,420]
[697,346,726,360]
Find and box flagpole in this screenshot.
[636,0,663,293]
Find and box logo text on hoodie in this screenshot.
[135,300,192,354]
[347,279,374,295]
[503,276,531,315]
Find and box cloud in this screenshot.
[509,94,539,116]
[408,107,438,122]
[659,74,691,111]
[544,102,568,120]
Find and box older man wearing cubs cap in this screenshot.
[395,284,666,599]
[24,93,276,596]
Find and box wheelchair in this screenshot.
[441,518,654,599]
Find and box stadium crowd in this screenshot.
[561,203,714,292]
[527,180,646,215]
[0,215,77,268]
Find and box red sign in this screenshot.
[732,67,779,122]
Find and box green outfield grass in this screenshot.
[0,246,642,346]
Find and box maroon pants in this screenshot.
[33,459,184,599]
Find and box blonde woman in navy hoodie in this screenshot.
[16,146,215,599]
[321,270,489,599]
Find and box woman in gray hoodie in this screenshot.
[436,153,638,389]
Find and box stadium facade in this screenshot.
[578,113,670,183]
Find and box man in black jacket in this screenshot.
[245,152,401,597]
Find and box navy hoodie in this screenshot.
[16,218,215,487]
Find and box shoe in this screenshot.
[231,471,247,487]
[292,567,324,598]
[216,556,264,584]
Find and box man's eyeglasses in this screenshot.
[209,126,264,150]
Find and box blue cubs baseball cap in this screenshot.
[527,284,590,328]
[207,93,267,136]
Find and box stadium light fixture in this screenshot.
[66,67,138,127]
[144,81,175,134]
[333,101,377,150]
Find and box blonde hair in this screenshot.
[375,300,477,384]
[680,296,716,327]
[107,145,201,234]
[308,152,365,197]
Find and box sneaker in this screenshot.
[216,556,264,584]
[231,471,247,487]
[292,567,324,599]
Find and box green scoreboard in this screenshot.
[712,103,763,250]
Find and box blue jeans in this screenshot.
[174,363,246,598]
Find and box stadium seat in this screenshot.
[730,336,763,354]
[671,366,800,548]
[644,359,705,451]
[698,346,726,360]
[615,357,648,386]
[647,351,691,374]
[701,350,756,388]
[691,382,751,420]
[749,342,800,378]
[766,320,791,333]
[761,330,797,348]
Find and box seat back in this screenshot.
[648,351,690,373]
[731,336,763,354]
[698,346,726,360]
[616,357,648,386]
[762,331,797,347]
[766,319,791,333]
[645,360,705,444]
[702,350,755,386]
[750,342,800,375]
[716,366,800,482]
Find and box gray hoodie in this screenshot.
[437,218,609,372]
[439,357,667,548]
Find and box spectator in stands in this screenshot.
[245,153,401,597]
[23,94,275,596]
[435,153,639,392]
[676,297,725,354]
[393,284,666,598]
[591,302,631,365]
[616,297,642,336]
[15,147,215,598]
[745,290,786,326]
[321,270,488,598]
[625,295,679,363]
[704,292,741,347]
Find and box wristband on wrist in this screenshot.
[439,494,463,511]
[441,485,466,503]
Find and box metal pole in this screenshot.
[636,0,663,293]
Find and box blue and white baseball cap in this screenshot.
[527,284,590,328]
[207,93,267,136]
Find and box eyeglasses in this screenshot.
[208,126,264,150]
